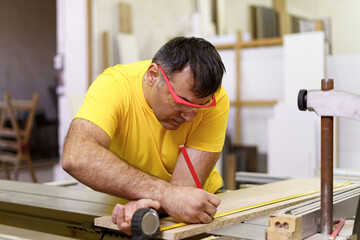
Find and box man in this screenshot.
[62,37,229,235]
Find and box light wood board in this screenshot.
[94,178,357,239]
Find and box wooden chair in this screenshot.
[0,92,39,182]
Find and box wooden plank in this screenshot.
[0,153,17,163]
[119,3,132,34]
[102,31,109,70]
[230,100,278,107]
[94,179,357,239]
[215,43,236,50]
[241,37,283,47]
[0,128,24,137]
[214,37,283,50]
[235,31,242,144]
[8,99,34,109]
[224,154,236,190]
[272,0,291,36]
[0,139,19,150]
[272,0,285,12]
[162,181,357,239]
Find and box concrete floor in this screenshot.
[0,157,91,186]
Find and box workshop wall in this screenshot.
[287,0,360,55]
[92,0,195,77]
[55,0,89,181]
[223,0,272,35]
[55,0,360,181]
[0,0,58,161]
[0,0,57,120]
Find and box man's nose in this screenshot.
[180,110,197,122]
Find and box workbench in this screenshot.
[0,178,358,239]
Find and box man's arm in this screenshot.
[164,147,221,222]
[172,147,220,187]
[62,118,166,200]
[62,118,220,222]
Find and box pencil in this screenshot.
[179,145,203,189]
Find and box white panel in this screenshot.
[242,107,274,153]
[267,104,319,177]
[241,46,283,100]
[268,32,325,177]
[117,33,140,64]
[327,54,360,170]
[283,32,325,106]
[327,54,360,93]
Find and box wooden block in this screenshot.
[266,214,302,240]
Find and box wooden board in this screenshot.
[94,178,357,239]
[118,3,132,34]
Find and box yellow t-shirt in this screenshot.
[75,60,229,193]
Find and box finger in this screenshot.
[116,206,126,229]
[197,212,212,224]
[203,202,217,219]
[120,222,132,236]
[118,206,133,236]
[207,194,221,207]
[112,204,123,224]
[137,199,161,211]
[146,200,161,210]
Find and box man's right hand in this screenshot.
[161,185,221,224]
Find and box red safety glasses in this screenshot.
[158,65,216,111]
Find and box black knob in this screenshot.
[131,208,160,240]
[298,89,308,111]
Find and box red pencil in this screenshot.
[179,145,203,189]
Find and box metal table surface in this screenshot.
[0,179,128,239]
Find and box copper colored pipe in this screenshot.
[321,79,334,234]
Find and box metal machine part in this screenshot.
[297,79,360,234]
[298,89,360,121]
[131,208,160,240]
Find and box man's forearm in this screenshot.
[65,143,170,201]
[62,119,171,203]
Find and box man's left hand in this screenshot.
[112,199,161,236]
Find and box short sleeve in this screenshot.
[75,67,130,139]
[186,86,230,152]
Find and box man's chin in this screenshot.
[161,121,181,130]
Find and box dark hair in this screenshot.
[152,37,225,98]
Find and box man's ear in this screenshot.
[145,63,160,86]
